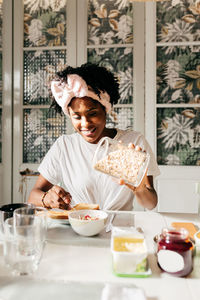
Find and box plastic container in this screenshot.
[93,137,150,187]
[157,227,194,277]
[111,226,151,277]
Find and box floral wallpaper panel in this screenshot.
[88,47,133,105]
[24,0,67,47]
[0,0,2,48]
[157,46,200,104]
[23,49,67,105]
[0,51,2,105]
[23,108,67,163]
[156,0,200,166]
[0,1,2,163]
[157,107,200,166]
[88,0,133,45]
[0,109,2,163]
[157,0,200,43]
[106,107,133,129]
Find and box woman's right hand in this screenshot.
[42,185,72,209]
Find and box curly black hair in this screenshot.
[50,62,120,115]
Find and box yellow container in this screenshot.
[111,227,151,277]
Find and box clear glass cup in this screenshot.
[14,206,48,233]
[3,215,46,276]
[3,217,16,269]
[0,203,34,241]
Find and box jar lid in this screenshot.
[161,227,189,240]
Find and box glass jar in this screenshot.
[157,228,193,277]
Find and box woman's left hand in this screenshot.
[119,172,157,210]
[116,143,157,209]
[118,170,150,193]
[118,143,150,192]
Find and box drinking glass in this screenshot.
[3,214,46,276]
[0,203,34,241]
[3,217,16,269]
[14,206,48,233]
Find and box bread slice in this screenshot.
[48,203,99,219]
[73,203,99,210]
[48,210,71,219]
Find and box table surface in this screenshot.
[0,211,200,300]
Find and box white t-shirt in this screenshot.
[38,129,160,210]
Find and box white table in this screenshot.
[0,211,200,300]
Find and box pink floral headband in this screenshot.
[51,74,112,115]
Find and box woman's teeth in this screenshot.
[82,128,96,135]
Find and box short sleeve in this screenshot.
[38,137,62,185]
[136,135,160,178]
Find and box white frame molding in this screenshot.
[145,2,156,153]
[2,0,13,205]
[133,3,145,134]
[77,0,87,65]
[67,0,77,66]
[12,0,24,203]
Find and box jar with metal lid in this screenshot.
[157,228,193,277]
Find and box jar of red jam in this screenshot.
[157,228,193,277]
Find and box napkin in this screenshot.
[101,283,146,300]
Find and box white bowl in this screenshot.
[68,210,108,237]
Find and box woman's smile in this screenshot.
[81,127,96,137]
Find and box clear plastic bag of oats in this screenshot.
[93,137,150,187]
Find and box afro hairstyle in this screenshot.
[50,62,120,115]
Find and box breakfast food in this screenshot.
[79,214,99,221]
[48,203,99,219]
[171,222,198,239]
[94,146,147,186]
[74,203,99,210]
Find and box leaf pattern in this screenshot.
[88,0,133,45]
[0,51,2,106]
[88,47,133,104]
[156,0,200,166]
[106,107,133,130]
[157,108,200,165]
[23,108,68,163]
[23,50,67,105]
[0,1,2,163]
[24,0,66,47]
[0,0,2,48]
[157,46,200,104]
[157,0,200,43]
[0,109,1,163]
[21,0,199,166]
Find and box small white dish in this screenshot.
[48,218,69,226]
[69,210,108,237]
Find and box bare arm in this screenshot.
[120,174,157,210]
[121,143,158,210]
[28,174,71,209]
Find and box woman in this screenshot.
[28,63,160,211]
